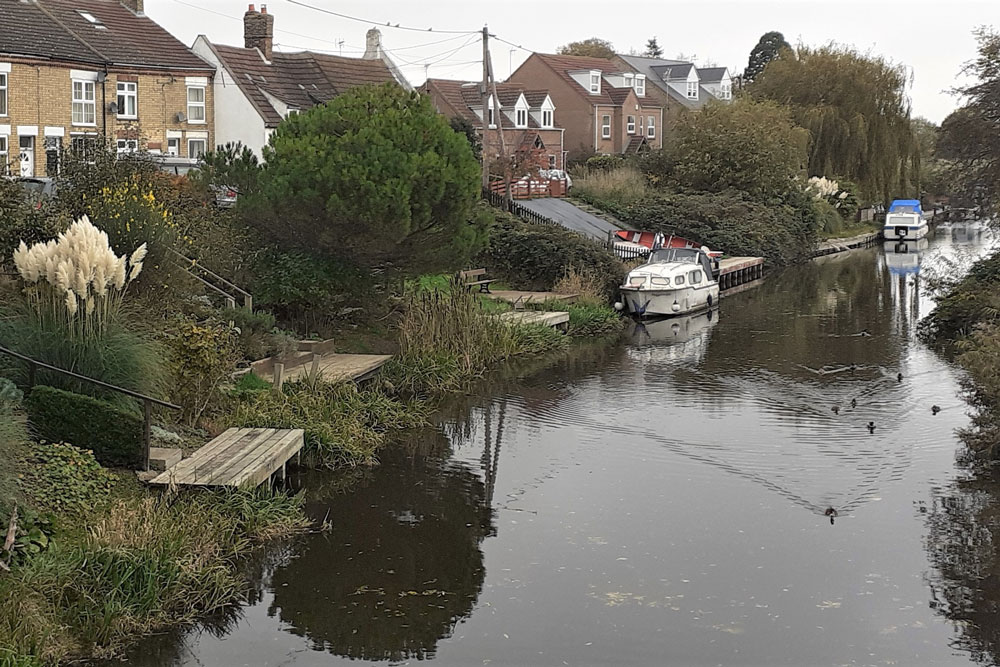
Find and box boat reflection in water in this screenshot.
[883,238,929,277]
[626,308,719,364]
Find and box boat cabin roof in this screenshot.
[647,247,702,264]
[889,199,922,214]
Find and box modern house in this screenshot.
[0,0,216,177]
[192,5,410,157]
[423,78,566,171]
[506,53,663,162]
[612,55,733,136]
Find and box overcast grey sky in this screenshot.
[150,0,997,123]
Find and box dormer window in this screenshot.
[541,109,553,128]
[589,71,601,94]
[624,74,633,88]
[636,75,646,97]
[686,81,698,99]
[515,108,527,128]
[720,81,732,100]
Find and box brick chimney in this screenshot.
[120,0,143,15]
[363,28,382,60]
[244,3,273,61]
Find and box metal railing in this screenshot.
[170,249,253,310]
[0,344,180,471]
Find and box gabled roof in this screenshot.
[698,67,729,83]
[0,0,211,71]
[617,54,713,110]
[652,63,695,81]
[528,53,660,109]
[209,43,397,127]
[423,78,558,131]
[607,87,632,105]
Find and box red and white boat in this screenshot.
[612,230,723,259]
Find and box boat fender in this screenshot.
[671,300,681,313]
[613,301,624,311]
[707,294,713,308]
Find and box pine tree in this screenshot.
[644,37,663,58]
[744,31,790,83]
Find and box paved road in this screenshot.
[518,198,622,240]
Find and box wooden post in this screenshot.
[273,362,285,390]
[481,26,490,192]
[143,399,152,471]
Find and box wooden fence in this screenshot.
[488,178,568,199]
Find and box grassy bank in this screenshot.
[920,248,1000,458]
[0,406,309,666]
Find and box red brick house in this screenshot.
[506,53,663,163]
[423,78,566,172]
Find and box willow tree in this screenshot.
[937,28,1000,214]
[750,45,920,203]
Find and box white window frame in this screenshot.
[71,80,96,126]
[541,109,553,128]
[601,114,611,139]
[635,75,645,97]
[686,81,698,100]
[188,138,206,158]
[624,74,633,88]
[116,138,138,154]
[116,81,137,119]
[186,86,206,123]
[515,108,527,128]
[626,115,635,135]
[0,135,7,175]
[720,81,732,100]
[589,70,601,94]
[0,73,7,117]
[548,154,556,169]
[167,137,179,155]
[647,115,655,138]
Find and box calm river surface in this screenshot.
[122,223,1000,666]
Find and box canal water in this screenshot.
[120,223,1000,666]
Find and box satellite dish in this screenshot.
[175,111,186,122]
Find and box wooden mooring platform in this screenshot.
[486,290,579,306]
[718,257,765,291]
[500,310,569,330]
[148,427,304,488]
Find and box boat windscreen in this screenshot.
[648,248,699,264]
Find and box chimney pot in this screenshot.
[247,3,254,10]
[261,4,267,13]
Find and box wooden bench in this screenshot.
[459,268,496,293]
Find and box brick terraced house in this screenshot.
[0,0,215,177]
[506,53,663,162]
[423,78,566,171]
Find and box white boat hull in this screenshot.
[883,212,928,241]
[620,284,719,318]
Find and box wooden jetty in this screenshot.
[486,290,579,305]
[718,257,765,291]
[812,232,881,258]
[256,353,392,387]
[148,427,304,488]
[500,310,569,330]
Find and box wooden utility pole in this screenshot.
[481,26,490,193]
[485,39,510,203]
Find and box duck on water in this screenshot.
[616,236,721,318]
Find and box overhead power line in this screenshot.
[284,0,478,35]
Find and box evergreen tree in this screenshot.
[750,45,920,203]
[744,31,790,83]
[644,37,663,58]
[557,38,615,59]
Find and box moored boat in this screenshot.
[883,199,928,241]
[616,245,720,318]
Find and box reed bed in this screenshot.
[572,165,651,207]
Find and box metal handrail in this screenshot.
[170,249,253,309]
[0,344,180,471]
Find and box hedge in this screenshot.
[25,385,144,467]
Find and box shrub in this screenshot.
[919,249,1000,351]
[584,154,625,171]
[0,178,69,267]
[161,319,240,427]
[24,386,144,468]
[480,212,626,298]
[22,441,116,518]
[217,307,276,361]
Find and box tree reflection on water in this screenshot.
[925,469,1000,665]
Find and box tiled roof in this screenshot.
[624,135,647,154]
[532,53,621,105]
[607,87,632,105]
[652,63,694,81]
[698,67,729,83]
[424,78,557,130]
[618,54,712,110]
[0,0,211,71]
[211,44,397,127]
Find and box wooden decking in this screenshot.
[257,353,392,385]
[500,310,570,329]
[486,290,579,305]
[148,427,304,488]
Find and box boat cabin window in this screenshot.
[651,277,670,286]
[689,270,702,284]
[648,247,700,264]
[675,274,685,285]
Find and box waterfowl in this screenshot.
[932,405,941,415]
[824,507,838,525]
[867,421,876,433]
[851,398,857,409]
[832,406,840,415]
[897,372,903,382]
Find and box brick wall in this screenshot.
[0,59,213,177]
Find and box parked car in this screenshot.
[209,184,239,209]
[14,177,57,208]
[151,155,238,208]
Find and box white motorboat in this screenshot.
[882,199,928,241]
[617,246,720,318]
